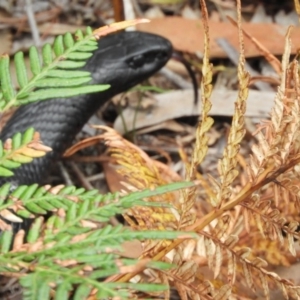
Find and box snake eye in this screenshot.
[128,54,145,68]
[156,51,168,60]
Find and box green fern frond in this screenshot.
[0,27,110,111]
[17,252,170,300]
[4,227,181,299]
[0,181,194,248]
[0,181,195,299]
[0,128,51,177]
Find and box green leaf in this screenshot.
[0,183,11,204]
[34,186,49,197]
[85,26,93,35]
[56,60,87,69]
[73,284,91,300]
[90,268,119,279]
[1,160,21,169]
[15,91,30,99]
[125,282,168,292]
[53,35,64,57]
[42,43,53,66]
[27,217,43,243]
[0,230,13,253]
[65,52,93,60]
[29,46,41,76]
[63,32,75,48]
[54,216,64,229]
[35,77,91,88]
[19,85,110,103]
[12,185,29,199]
[47,198,69,210]
[22,128,35,144]
[37,200,55,211]
[12,132,21,149]
[77,45,98,52]
[0,166,13,177]
[121,181,195,205]
[0,55,15,102]
[75,29,84,40]
[66,202,76,220]
[14,52,28,88]
[46,69,91,78]
[55,281,72,300]
[78,198,90,216]
[22,184,40,201]
[26,202,47,214]
[37,281,51,300]
[16,209,32,218]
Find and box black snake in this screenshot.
[0,31,172,187]
[0,31,172,237]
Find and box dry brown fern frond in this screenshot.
[174,0,215,236]
[216,9,249,207]
[94,126,192,257]
[180,2,300,298]
[80,2,300,299]
[248,35,300,182]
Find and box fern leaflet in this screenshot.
[0,128,51,177]
[0,27,110,111]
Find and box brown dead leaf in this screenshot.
[137,17,300,58]
[64,135,104,157]
[102,162,125,193]
[119,240,143,258]
[114,89,275,134]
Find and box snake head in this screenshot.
[86,31,173,95]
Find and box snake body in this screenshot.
[0,31,172,186]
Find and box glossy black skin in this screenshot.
[0,31,172,186]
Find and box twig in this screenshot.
[86,173,105,182]
[58,162,73,186]
[69,161,94,190]
[159,67,193,90]
[25,0,41,47]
